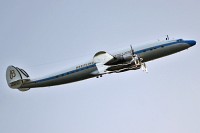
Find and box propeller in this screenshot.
[130,45,140,65]
[130,45,135,56]
[130,45,148,73]
[141,63,148,73]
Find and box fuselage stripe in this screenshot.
[34,40,186,83]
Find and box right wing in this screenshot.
[93,49,147,75]
[93,51,115,74]
[93,51,115,65]
[93,51,133,74]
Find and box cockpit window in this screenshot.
[177,39,183,42]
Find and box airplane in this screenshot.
[6,38,196,91]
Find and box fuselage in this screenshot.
[21,39,196,88]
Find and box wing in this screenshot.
[93,49,147,75]
[93,51,114,74]
[93,51,115,64]
[93,51,133,74]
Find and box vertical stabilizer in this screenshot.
[6,66,30,91]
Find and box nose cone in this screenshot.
[186,40,196,47]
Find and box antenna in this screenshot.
[166,35,169,40]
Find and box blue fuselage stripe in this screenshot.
[35,64,96,83]
[35,40,186,83]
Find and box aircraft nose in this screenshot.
[187,40,196,46]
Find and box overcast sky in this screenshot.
[0,0,200,133]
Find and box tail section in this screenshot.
[6,66,30,91]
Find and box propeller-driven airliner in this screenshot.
[6,38,196,91]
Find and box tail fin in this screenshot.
[6,66,30,91]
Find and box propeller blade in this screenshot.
[141,63,148,73]
[130,45,134,55]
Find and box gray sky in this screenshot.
[0,0,200,133]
